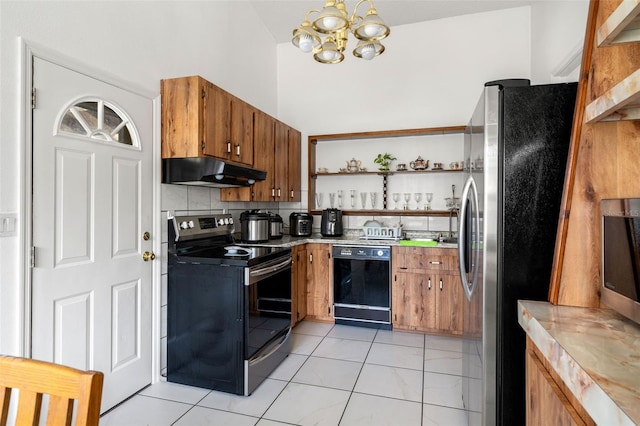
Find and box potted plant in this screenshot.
[374,153,397,172]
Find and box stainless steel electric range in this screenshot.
[167,213,292,396]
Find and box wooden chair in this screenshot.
[0,355,103,426]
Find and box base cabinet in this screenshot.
[291,244,308,327]
[526,338,595,426]
[391,246,462,334]
[306,244,333,322]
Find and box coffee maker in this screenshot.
[321,208,343,237]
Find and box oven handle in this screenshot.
[248,256,292,283]
[248,328,291,366]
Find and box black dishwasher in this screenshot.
[332,245,391,329]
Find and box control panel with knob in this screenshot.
[171,214,235,241]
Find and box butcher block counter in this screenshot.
[518,300,640,425]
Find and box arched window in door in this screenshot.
[57,99,139,147]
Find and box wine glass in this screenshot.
[370,192,377,209]
[414,193,422,210]
[360,192,367,209]
[425,192,433,210]
[392,193,400,209]
[337,190,343,208]
[329,192,336,208]
[350,190,356,208]
[315,193,323,209]
[403,193,411,210]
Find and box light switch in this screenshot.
[0,213,17,237]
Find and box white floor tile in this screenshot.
[425,334,464,353]
[423,371,464,409]
[197,378,286,417]
[312,337,372,362]
[173,405,258,425]
[422,403,468,426]
[256,419,292,426]
[354,364,423,402]
[291,333,324,355]
[263,382,350,426]
[292,356,362,390]
[375,329,425,348]
[100,395,191,426]
[268,353,308,381]
[424,348,463,376]
[366,342,424,370]
[138,381,210,405]
[327,324,377,341]
[341,393,422,426]
[292,321,334,336]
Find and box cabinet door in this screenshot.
[526,344,586,426]
[292,245,308,327]
[204,84,232,159]
[273,121,289,201]
[306,244,333,321]
[251,110,276,201]
[392,270,436,331]
[287,126,302,201]
[230,98,254,165]
[161,76,204,158]
[435,272,463,335]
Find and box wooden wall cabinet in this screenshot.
[291,244,308,327]
[161,76,254,166]
[525,338,595,426]
[391,246,462,334]
[305,243,333,322]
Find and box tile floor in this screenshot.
[100,322,472,426]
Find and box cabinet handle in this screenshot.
[309,253,313,263]
[428,277,431,290]
[235,144,241,157]
[440,278,443,290]
[226,141,231,154]
[399,266,408,270]
[430,261,442,265]
[277,188,281,197]
[291,189,294,198]
[271,188,276,197]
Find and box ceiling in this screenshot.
[249,0,537,44]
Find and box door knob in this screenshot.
[143,251,156,261]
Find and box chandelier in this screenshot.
[291,0,391,64]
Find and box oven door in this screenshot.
[244,254,293,395]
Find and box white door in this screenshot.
[31,57,154,412]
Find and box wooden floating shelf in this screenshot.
[597,0,640,46]
[584,68,640,123]
[309,209,457,217]
[312,169,464,178]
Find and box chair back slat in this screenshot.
[45,396,74,426]
[0,356,103,426]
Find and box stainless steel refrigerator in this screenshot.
[457,79,577,425]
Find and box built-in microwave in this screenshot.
[601,198,640,324]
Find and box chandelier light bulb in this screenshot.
[321,16,339,30]
[298,34,314,52]
[360,43,376,60]
[363,22,384,37]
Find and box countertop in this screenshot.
[238,234,458,249]
[518,300,640,425]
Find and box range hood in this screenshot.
[162,157,266,188]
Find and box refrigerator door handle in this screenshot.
[458,175,479,302]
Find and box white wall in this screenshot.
[0,1,278,355]
[530,1,589,83]
[277,7,533,230]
